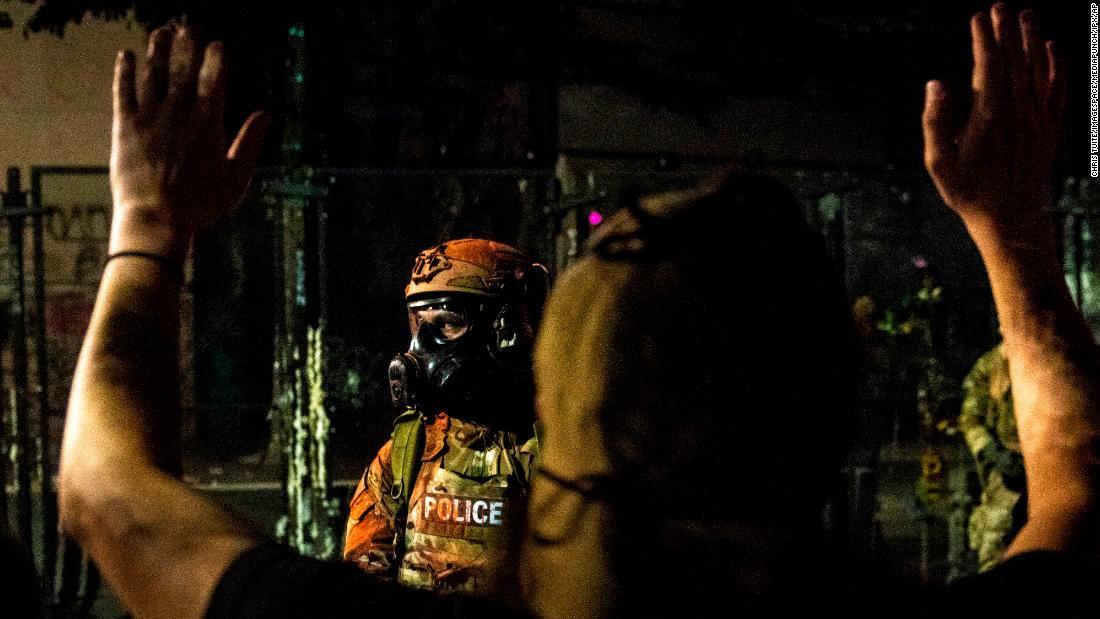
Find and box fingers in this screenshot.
[970,12,1001,117]
[195,41,227,130]
[226,112,273,200]
[1047,41,1066,129]
[991,3,1026,103]
[165,27,203,122]
[979,5,1061,124]
[113,50,138,121]
[929,5,1063,220]
[139,27,173,113]
[922,80,955,179]
[1019,10,1046,106]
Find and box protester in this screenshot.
[57,5,1097,618]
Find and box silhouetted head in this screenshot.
[521,172,857,617]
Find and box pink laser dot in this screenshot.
[588,210,603,226]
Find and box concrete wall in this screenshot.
[0,12,194,428]
[0,5,145,172]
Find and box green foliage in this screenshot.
[0,1,207,37]
[3,0,129,36]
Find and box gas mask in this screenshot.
[388,294,536,425]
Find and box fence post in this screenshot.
[2,168,33,558]
[268,19,338,559]
[29,168,56,594]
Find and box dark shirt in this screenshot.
[207,542,1092,618]
[937,551,1094,618]
[206,542,523,619]
[0,533,44,618]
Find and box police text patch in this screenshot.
[422,493,505,526]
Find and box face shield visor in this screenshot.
[389,294,535,427]
[406,297,471,341]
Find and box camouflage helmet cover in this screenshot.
[405,238,533,300]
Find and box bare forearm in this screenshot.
[972,220,1100,436]
[968,216,1100,553]
[65,256,184,473]
[61,254,264,619]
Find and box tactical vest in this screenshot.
[389,411,538,593]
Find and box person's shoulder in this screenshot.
[965,343,1006,380]
[207,541,528,619]
[935,551,1095,617]
[369,437,395,469]
[370,410,442,467]
[980,343,1007,364]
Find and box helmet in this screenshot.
[390,238,549,424]
[406,238,533,301]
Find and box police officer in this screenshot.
[958,342,1025,572]
[343,238,546,594]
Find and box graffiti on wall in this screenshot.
[44,202,110,286]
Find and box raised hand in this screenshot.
[109,25,270,260]
[924,6,1100,566]
[922,3,1065,237]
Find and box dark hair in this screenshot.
[590,173,858,616]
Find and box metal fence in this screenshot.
[5,162,1100,610]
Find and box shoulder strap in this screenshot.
[389,409,425,562]
[390,409,426,510]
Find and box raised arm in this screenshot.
[58,25,270,618]
[923,4,1100,561]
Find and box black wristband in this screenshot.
[106,251,184,280]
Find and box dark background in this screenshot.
[0,2,1098,603]
[4,2,1097,563]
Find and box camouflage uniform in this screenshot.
[344,412,537,593]
[958,343,1024,572]
[345,238,544,594]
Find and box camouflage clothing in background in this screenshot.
[958,343,1024,572]
[344,412,537,594]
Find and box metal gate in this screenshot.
[0,166,111,614]
[6,160,1100,611]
